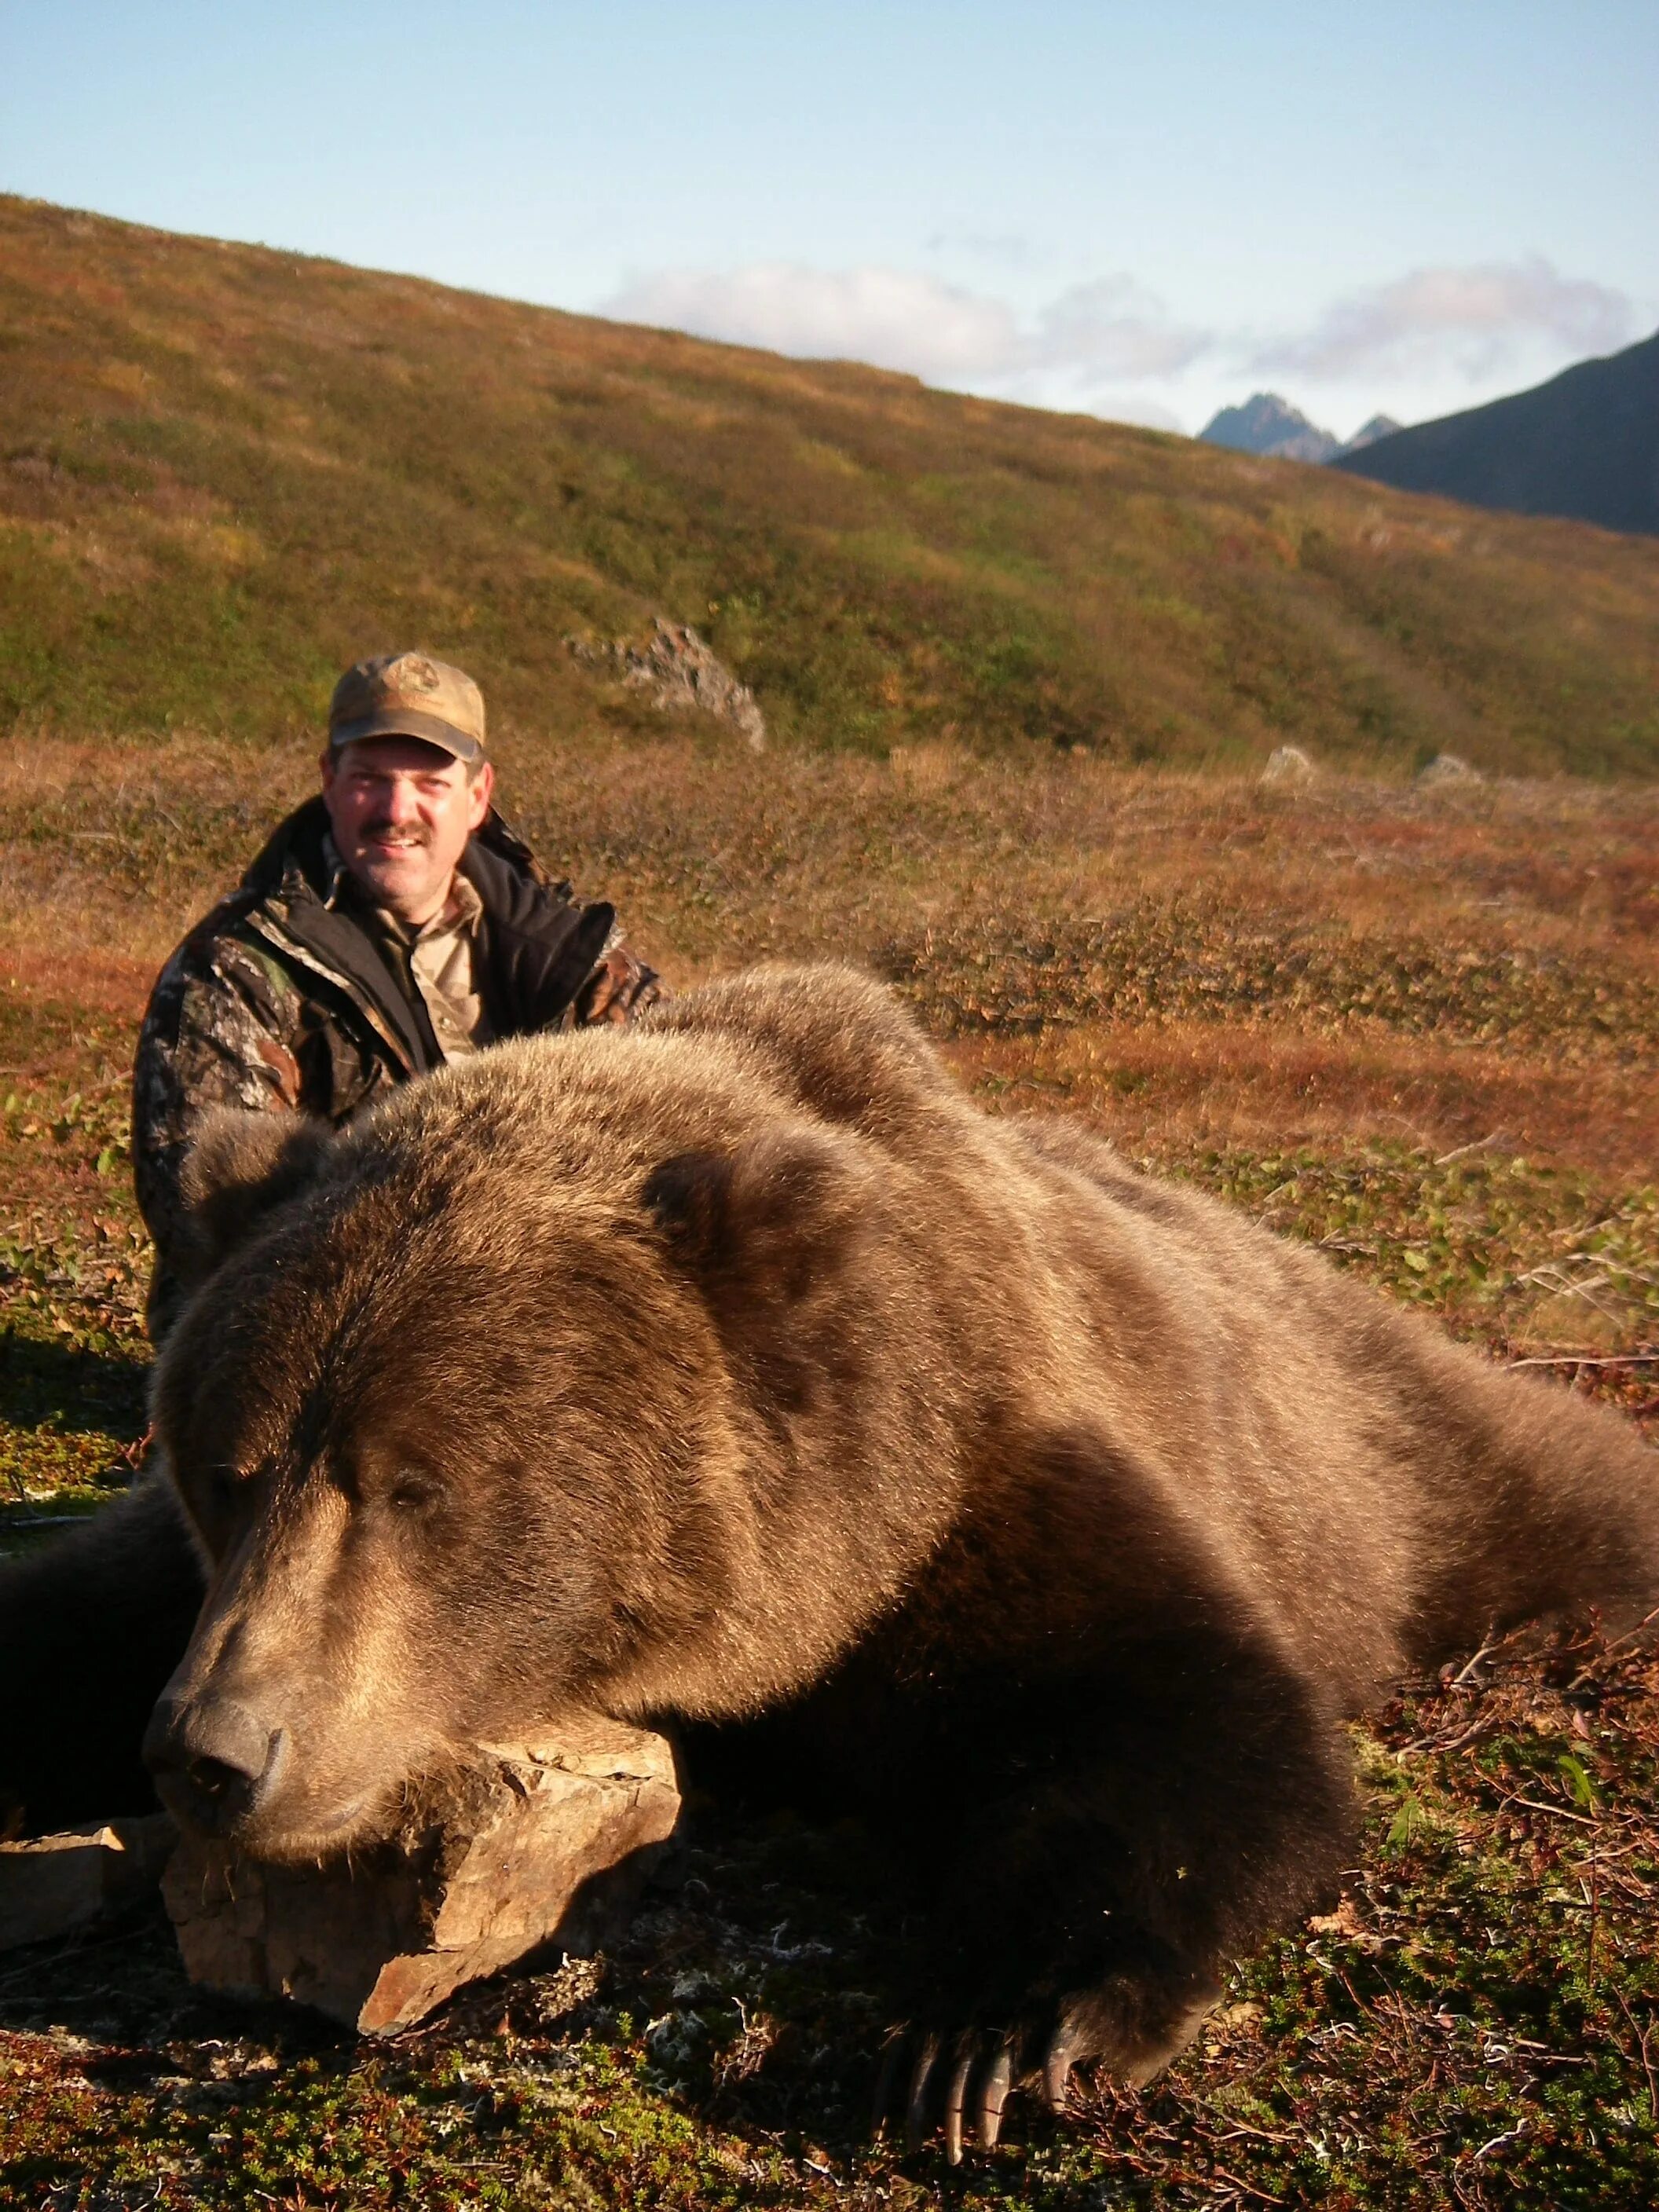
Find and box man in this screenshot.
[132,651,658,1335]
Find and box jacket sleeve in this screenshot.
[130,930,307,1339]
[571,939,664,1027]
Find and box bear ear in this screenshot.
[640,1123,873,1303]
[176,1108,337,1283]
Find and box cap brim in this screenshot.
[329,708,484,763]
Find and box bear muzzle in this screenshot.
[143,1690,289,1840]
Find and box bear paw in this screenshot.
[877,1971,1222,2163]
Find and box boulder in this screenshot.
[569,619,767,752]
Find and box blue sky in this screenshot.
[3,1,1654,438]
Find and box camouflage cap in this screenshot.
[328,652,486,764]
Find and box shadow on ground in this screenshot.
[0,1331,148,1443]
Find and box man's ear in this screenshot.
[176,1108,337,1284]
[641,1122,875,1305]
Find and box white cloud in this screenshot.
[600,262,1209,394]
[1074,392,1187,434]
[603,264,1021,383]
[1258,255,1638,383]
[1032,277,1210,380]
[599,254,1644,435]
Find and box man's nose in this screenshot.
[143,1691,287,1837]
[380,775,419,823]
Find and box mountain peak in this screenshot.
[1199,393,1340,464]
[1199,397,1407,467]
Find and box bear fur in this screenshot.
[3,965,1657,2149]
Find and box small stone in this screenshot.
[1261,745,1317,784]
[1417,751,1482,785]
[163,1719,680,2034]
[0,1815,177,1950]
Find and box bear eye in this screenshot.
[196,1465,245,1522]
[387,1469,441,1512]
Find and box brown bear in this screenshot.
[3,965,1657,2159]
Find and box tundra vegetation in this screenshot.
[0,723,1655,2210]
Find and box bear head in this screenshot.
[141,1042,896,1862]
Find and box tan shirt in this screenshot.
[321,833,495,1064]
[402,873,493,1063]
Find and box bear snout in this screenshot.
[143,1690,287,1839]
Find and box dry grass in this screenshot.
[5,726,1654,1152]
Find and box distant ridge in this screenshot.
[1333,331,1659,538]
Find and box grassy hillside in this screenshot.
[2,193,1658,775]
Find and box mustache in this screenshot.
[357,819,432,848]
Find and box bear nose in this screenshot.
[143,1693,284,1837]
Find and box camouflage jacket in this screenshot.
[133,796,657,1336]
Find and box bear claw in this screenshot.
[1043,2022,1083,2116]
[903,2029,943,2152]
[878,2027,1021,2163]
[941,2042,976,2164]
[877,1984,1195,2162]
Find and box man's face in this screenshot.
[320,737,494,925]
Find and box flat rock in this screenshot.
[0,1815,177,1950]
[163,1719,680,2034]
